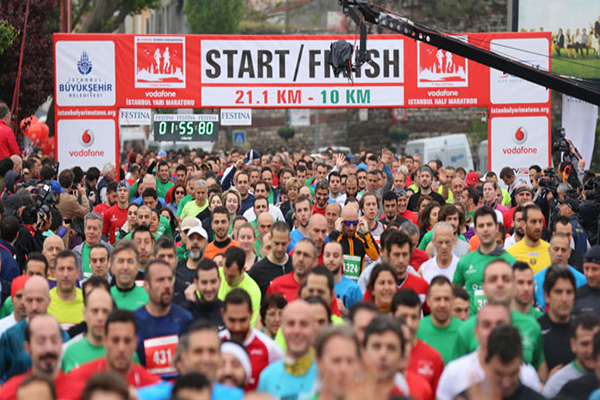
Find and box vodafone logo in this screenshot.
[79,129,94,147]
[513,127,527,144]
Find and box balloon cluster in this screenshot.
[20,116,49,142]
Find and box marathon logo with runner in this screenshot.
[135,36,186,88]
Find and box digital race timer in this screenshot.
[153,114,219,142]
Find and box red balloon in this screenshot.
[38,123,49,141]
[28,123,43,142]
[20,116,38,135]
[41,137,54,156]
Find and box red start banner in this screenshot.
[53,32,552,171]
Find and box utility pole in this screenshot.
[60,0,71,33]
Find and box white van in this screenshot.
[404,134,474,171]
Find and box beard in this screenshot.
[190,246,204,261]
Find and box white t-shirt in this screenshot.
[419,254,460,284]
[436,351,541,400]
[243,205,285,222]
[0,314,16,337]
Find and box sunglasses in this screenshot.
[343,220,359,226]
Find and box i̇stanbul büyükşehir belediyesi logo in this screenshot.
[513,127,528,144]
[77,52,92,75]
[79,129,94,147]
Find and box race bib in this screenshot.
[474,288,487,311]
[144,335,178,375]
[343,255,361,281]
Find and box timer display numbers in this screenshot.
[153,114,219,142]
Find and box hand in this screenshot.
[358,216,369,233]
[578,158,586,170]
[380,148,390,166]
[336,298,348,317]
[77,182,87,196]
[88,192,96,203]
[235,158,244,170]
[184,283,198,302]
[439,167,447,184]
[335,153,346,170]
[335,217,343,232]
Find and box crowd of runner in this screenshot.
[0,112,599,400]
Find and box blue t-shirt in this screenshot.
[137,381,243,400]
[257,359,318,400]
[288,229,308,253]
[133,304,193,378]
[534,265,587,309]
[334,275,364,310]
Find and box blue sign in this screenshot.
[233,131,246,146]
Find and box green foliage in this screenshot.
[184,0,244,34]
[0,20,18,55]
[388,126,409,141]
[470,116,488,144]
[277,126,295,140]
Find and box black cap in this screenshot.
[585,245,600,264]
[558,197,579,212]
[244,150,261,165]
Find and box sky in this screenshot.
[519,0,600,33]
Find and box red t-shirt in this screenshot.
[400,209,418,225]
[65,358,161,400]
[103,204,128,244]
[408,339,445,395]
[406,369,434,400]
[266,272,342,316]
[312,204,326,216]
[219,328,283,392]
[0,371,71,400]
[363,273,430,313]
[93,202,110,218]
[410,248,430,270]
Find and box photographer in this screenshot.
[579,177,600,246]
[56,169,94,247]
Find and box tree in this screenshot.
[184,0,244,34]
[0,0,56,121]
[0,20,18,55]
[72,0,158,33]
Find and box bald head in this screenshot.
[282,299,312,322]
[308,214,328,251]
[24,276,51,319]
[341,205,358,221]
[282,300,315,358]
[257,211,274,225]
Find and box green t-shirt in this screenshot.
[527,306,544,319]
[0,297,13,319]
[416,316,463,364]
[81,243,92,278]
[418,230,466,251]
[217,270,262,327]
[180,199,208,221]
[177,194,193,217]
[61,336,142,372]
[453,247,517,315]
[155,178,174,200]
[454,310,545,369]
[177,241,188,262]
[111,285,149,311]
[158,215,172,238]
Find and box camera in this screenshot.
[553,127,571,154]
